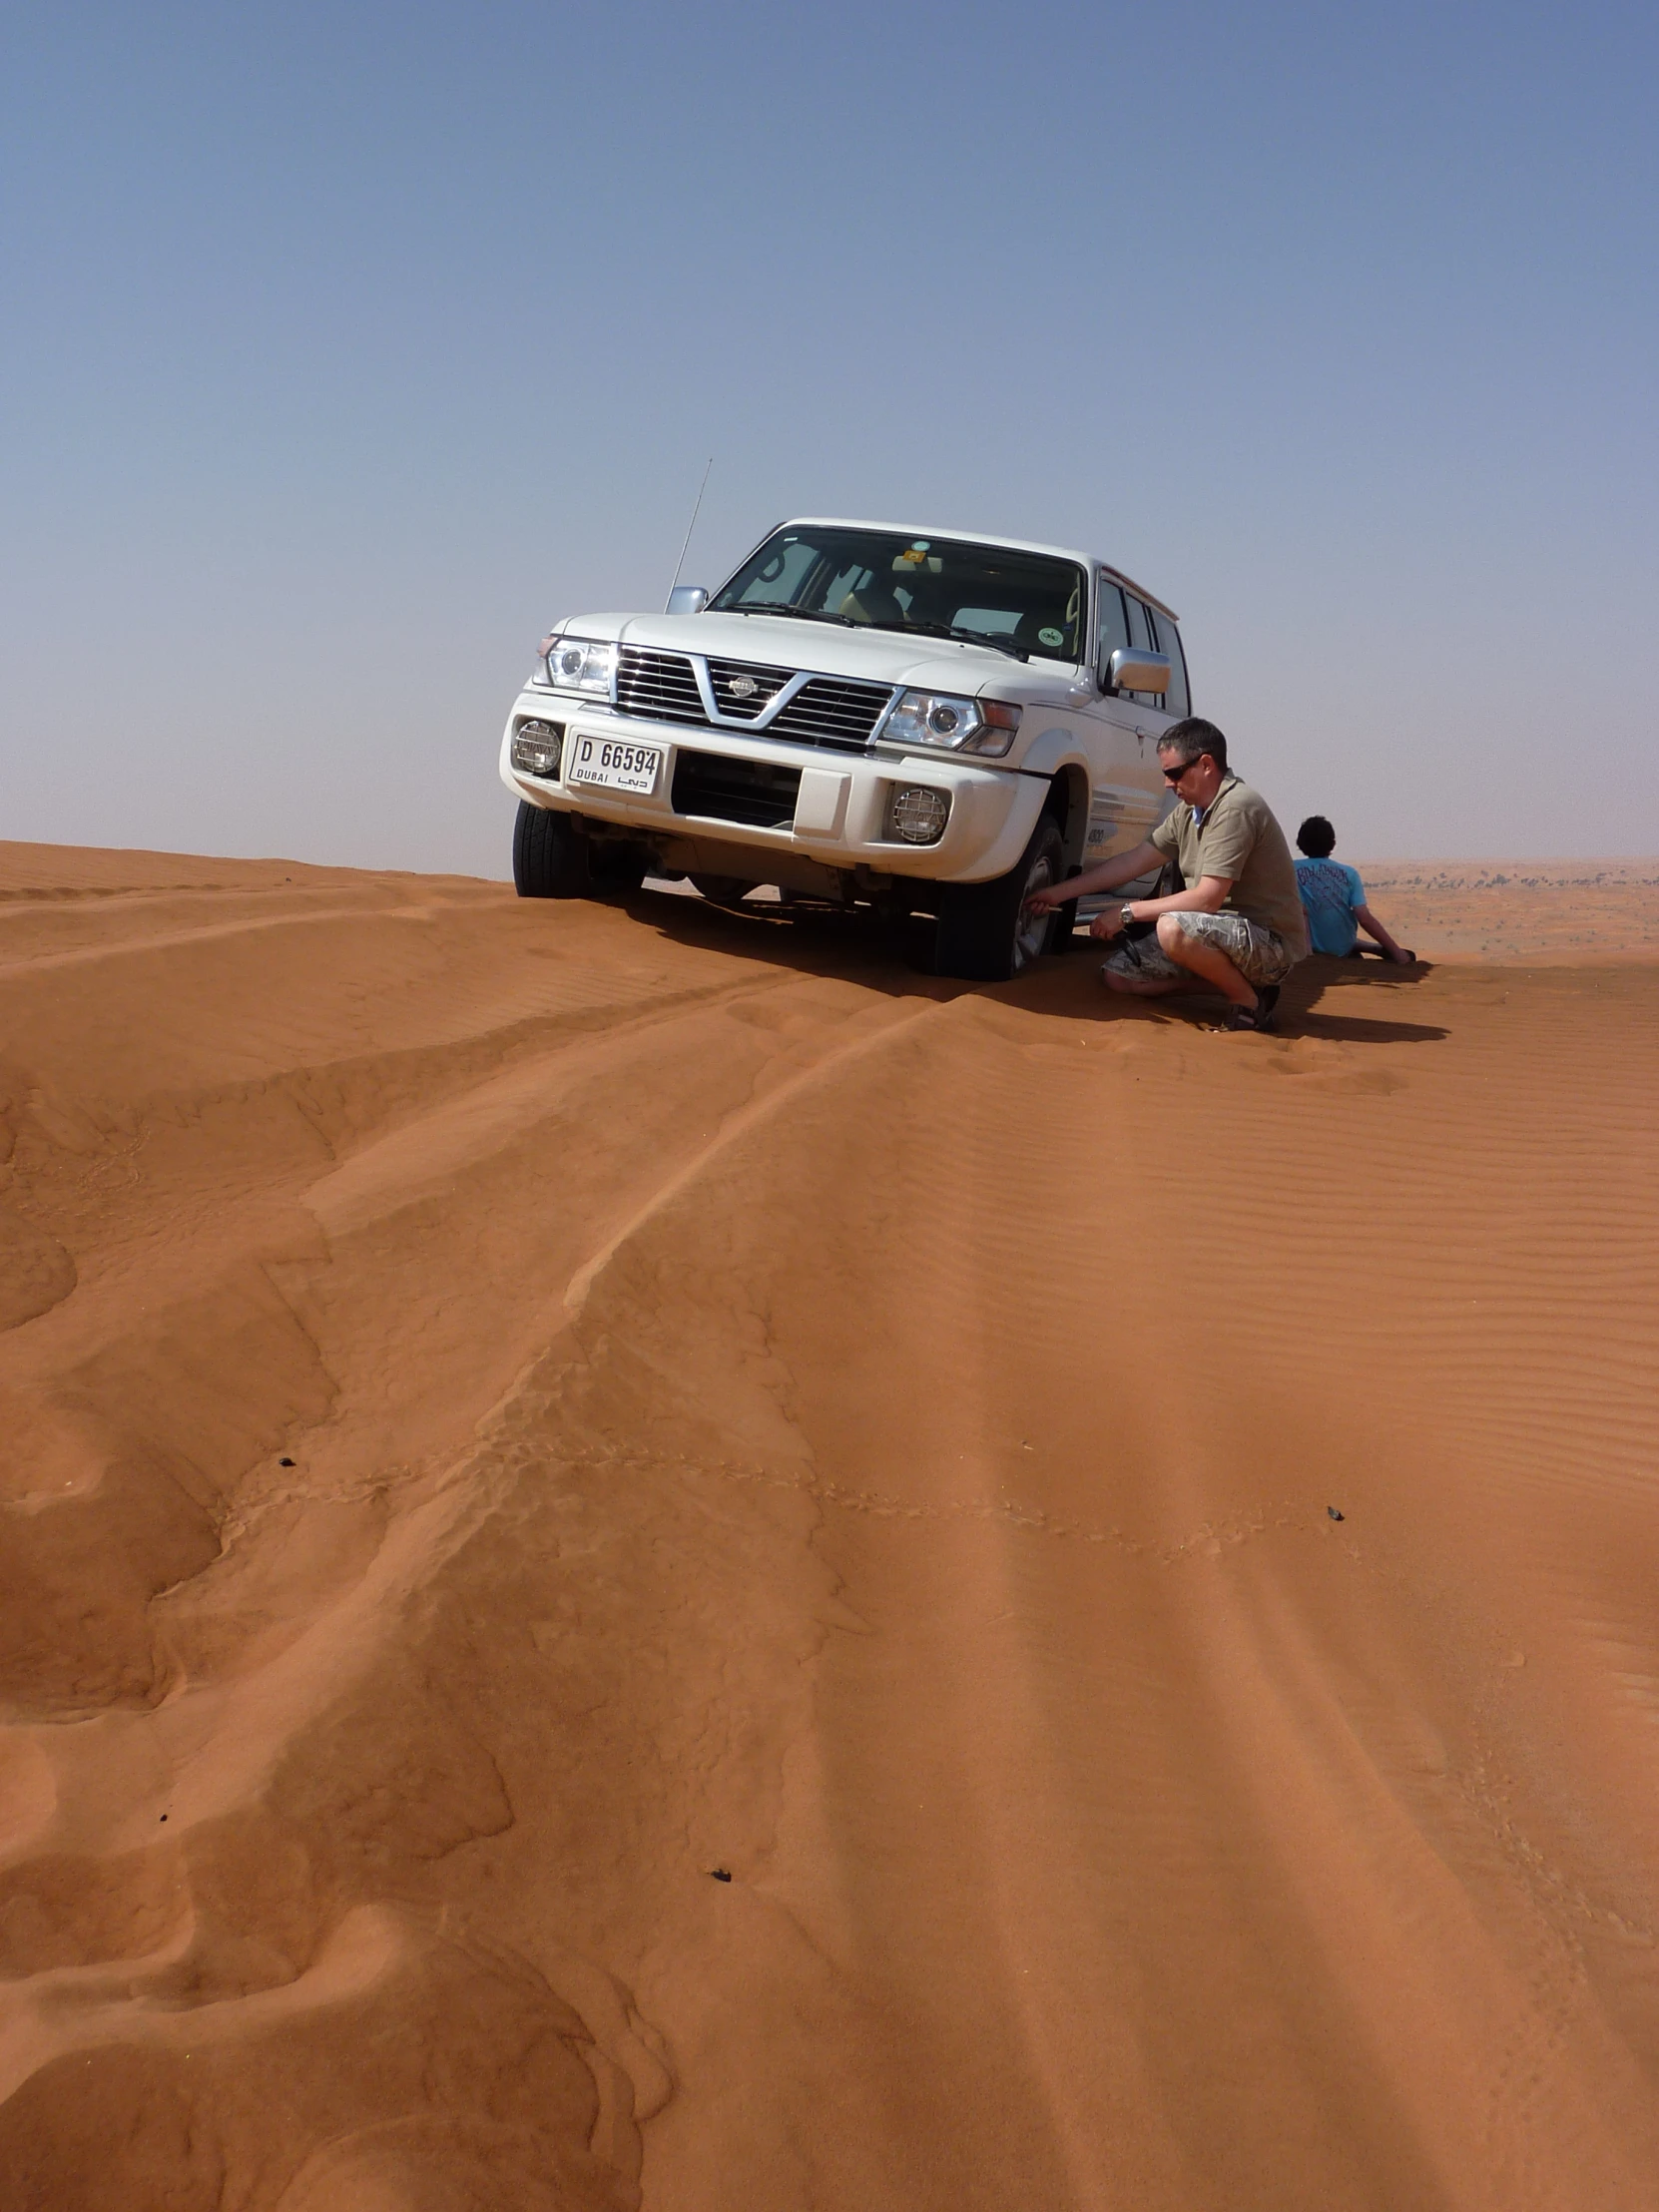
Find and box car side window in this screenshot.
[1124,597,1160,708]
[1150,608,1190,719]
[1097,579,1129,686]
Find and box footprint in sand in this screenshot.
[0,1206,76,1331]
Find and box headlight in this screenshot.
[879,690,1022,757]
[544,635,619,694]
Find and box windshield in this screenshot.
[710,525,1088,664]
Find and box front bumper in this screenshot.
[497,692,1047,883]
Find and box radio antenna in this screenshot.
[669,457,714,597]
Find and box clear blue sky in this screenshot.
[3,0,1654,871]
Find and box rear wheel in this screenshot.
[932,818,1065,981]
[512,802,590,898]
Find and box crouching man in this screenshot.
[1028,718,1308,1032]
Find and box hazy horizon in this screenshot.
[3,0,1655,875]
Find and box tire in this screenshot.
[932,818,1065,982]
[512,802,591,898]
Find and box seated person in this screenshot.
[1295,818,1414,962]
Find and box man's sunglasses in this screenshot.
[1161,758,1203,783]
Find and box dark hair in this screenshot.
[1157,718,1227,774]
[1297,816,1336,857]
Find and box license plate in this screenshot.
[567,734,664,795]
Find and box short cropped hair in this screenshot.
[1297,816,1336,857]
[1157,718,1228,774]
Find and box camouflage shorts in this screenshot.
[1101,910,1295,989]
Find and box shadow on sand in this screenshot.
[616,884,1449,1044]
[1270,951,1447,1044]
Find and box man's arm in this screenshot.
[1085,873,1232,938]
[1133,875,1231,917]
[1025,839,1163,912]
[1355,903,1413,962]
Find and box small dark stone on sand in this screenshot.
[1328,1506,1345,1522]
[710,1868,732,1883]
[279,1457,295,1467]
[160,1814,168,1822]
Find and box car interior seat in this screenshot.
[837,572,906,626]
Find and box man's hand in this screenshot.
[1024,882,1070,915]
[1088,907,1127,941]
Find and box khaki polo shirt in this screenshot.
[1150,774,1310,957]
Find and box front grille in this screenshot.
[616,647,704,724]
[613,650,893,753]
[707,657,792,720]
[672,751,802,830]
[770,675,893,750]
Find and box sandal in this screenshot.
[1222,984,1279,1033]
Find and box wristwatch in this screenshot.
[1119,904,1136,929]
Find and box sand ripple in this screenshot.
[0,841,1654,2209]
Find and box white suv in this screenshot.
[499,518,1187,980]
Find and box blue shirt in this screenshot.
[1296,857,1367,955]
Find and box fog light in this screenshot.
[511,718,563,777]
[889,786,950,843]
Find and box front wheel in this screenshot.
[512,803,591,898]
[932,818,1065,981]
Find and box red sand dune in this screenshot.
[0,840,1655,2209]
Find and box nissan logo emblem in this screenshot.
[727,675,758,699]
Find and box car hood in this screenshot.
[559,610,1086,705]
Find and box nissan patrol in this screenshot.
[499,517,1187,980]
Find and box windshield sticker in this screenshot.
[1039,626,1064,648]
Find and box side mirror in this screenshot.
[666,584,709,615]
[1102,647,1171,697]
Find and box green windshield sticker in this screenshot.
[1039,626,1064,648]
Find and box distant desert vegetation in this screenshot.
[1360,856,1659,958]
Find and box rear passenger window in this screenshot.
[1125,597,1160,708]
[1096,579,1129,680]
[1150,608,1190,719]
